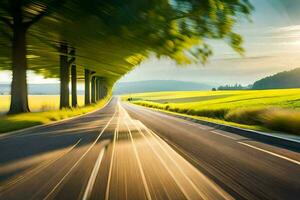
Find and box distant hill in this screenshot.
[0,84,84,95]
[252,68,300,90]
[113,80,213,94]
[0,81,212,95]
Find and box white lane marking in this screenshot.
[158,133,234,200]
[120,105,195,200]
[126,126,153,200]
[210,131,236,140]
[43,108,118,200]
[136,121,206,200]
[138,121,233,200]
[127,120,194,200]
[122,108,152,200]
[197,126,206,130]
[105,106,120,200]
[238,142,300,166]
[82,147,106,200]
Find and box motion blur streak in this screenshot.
[0,97,299,200]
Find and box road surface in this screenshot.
[0,97,299,200]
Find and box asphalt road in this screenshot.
[0,97,299,200]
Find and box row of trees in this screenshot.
[0,0,253,114]
[217,84,250,91]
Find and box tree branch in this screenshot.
[0,16,13,29]
[24,0,66,29]
[68,57,75,66]
[68,48,76,65]
[24,11,46,29]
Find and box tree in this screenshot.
[0,0,63,114]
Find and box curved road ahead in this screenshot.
[0,97,299,200]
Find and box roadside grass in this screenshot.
[123,89,300,135]
[0,96,110,134]
[131,104,268,132]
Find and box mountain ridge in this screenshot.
[113,80,213,94]
[252,68,300,90]
[0,80,213,95]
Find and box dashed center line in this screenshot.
[82,147,106,200]
[210,130,236,140]
[238,142,300,166]
[104,106,120,200]
[123,107,152,200]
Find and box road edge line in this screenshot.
[238,141,300,166]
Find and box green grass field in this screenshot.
[0,95,109,134]
[123,89,300,135]
[0,95,85,113]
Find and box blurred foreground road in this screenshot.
[0,97,299,200]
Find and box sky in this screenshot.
[119,0,300,85]
[1,0,300,86]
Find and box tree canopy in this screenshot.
[0,0,252,83]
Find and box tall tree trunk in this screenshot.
[104,85,107,97]
[98,78,104,100]
[100,83,103,99]
[95,77,99,101]
[8,7,29,114]
[59,43,70,109]
[91,76,96,103]
[85,69,91,105]
[99,80,103,99]
[71,64,77,107]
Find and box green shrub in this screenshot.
[193,108,229,119]
[187,109,197,115]
[180,108,189,114]
[261,109,300,135]
[225,108,267,125]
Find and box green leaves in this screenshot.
[0,0,253,86]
